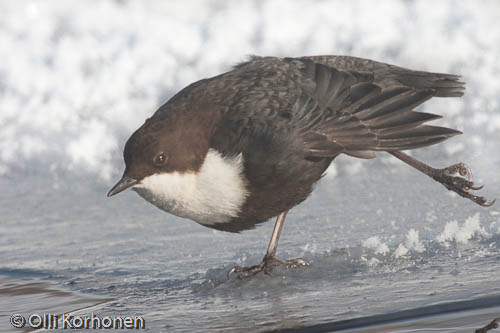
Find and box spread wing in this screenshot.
[286,58,463,159]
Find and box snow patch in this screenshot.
[436,213,487,246]
[0,0,499,181]
[405,229,425,253]
[362,236,389,255]
[393,228,425,258]
[66,119,118,180]
[361,256,381,267]
[393,244,408,258]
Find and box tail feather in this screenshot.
[301,55,466,97]
[368,111,442,130]
[378,125,461,140]
[376,136,453,150]
[394,71,465,97]
[354,89,433,121]
[304,84,462,158]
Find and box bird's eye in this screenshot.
[153,152,168,167]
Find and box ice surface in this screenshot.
[1,1,500,332]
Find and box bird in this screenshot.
[107,55,493,278]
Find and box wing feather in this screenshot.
[289,60,462,158]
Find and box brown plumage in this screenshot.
[108,55,492,278]
[208,56,463,231]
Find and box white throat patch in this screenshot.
[133,149,249,226]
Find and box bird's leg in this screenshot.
[475,317,500,333]
[389,151,495,207]
[228,210,310,279]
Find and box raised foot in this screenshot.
[432,162,495,207]
[227,257,310,279]
[475,317,500,333]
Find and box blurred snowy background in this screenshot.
[1,1,500,332]
[1,0,500,180]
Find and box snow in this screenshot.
[362,236,390,255]
[1,0,500,180]
[404,228,425,253]
[436,213,488,246]
[393,243,409,258]
[66,119,118,179]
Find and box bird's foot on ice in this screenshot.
[433,162,495,207]
[227,256,310,279]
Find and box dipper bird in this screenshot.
[108,55,493,278]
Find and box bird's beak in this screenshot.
[107,176,138,197]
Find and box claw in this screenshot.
[432,162,494,207]
[388,152,494,207]
[227,266,240,278]
[227,263,264,279]
[481,198,496,207]
[227,257,310,279]
[286,258,310,268]
[474,196,494,207]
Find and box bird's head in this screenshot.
[107,113,209,197]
